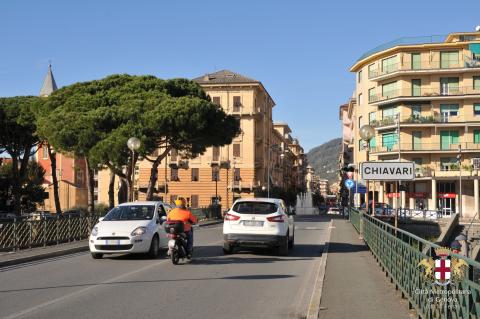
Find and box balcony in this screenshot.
[370,142,480,155]
[368,56,480,81]
[368,86,480,106]
[370,113,476,130]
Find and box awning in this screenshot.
[469,43,480,55]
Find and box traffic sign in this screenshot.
[345,179,355,189]
[360,161,415,181]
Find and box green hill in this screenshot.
[306,138,341,184]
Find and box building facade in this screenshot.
[350,30,480,218]
[135,70,305,208]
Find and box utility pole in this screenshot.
[458,145,462,217]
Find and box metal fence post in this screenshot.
[56,215,59,245]
[29,220,32,249]
[68,214,71,243]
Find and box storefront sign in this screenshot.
[438,193,456,199]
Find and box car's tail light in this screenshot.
[267,215,286,222]
[224,213,240,221]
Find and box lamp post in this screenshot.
[127,137,141,202]
[359,125,375,216]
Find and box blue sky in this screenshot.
[1,0,480,151]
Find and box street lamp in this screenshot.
[127,137,141,201]
[359,125,375,215]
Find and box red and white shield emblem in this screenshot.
[434,257,451,284]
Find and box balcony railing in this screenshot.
[368,56,480,79]
[370,142,480,154]
[368,86,480,104]
[370,113,473,128]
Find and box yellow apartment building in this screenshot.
[350,31,480,218]
[133,70,305,209]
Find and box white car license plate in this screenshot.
[105,240,120,245]
[243,220,263,227]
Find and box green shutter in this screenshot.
[413,131,422,150]
[412,79,421,96]
[440,51,459,68]
[474,76,480,90]
[411,53,421,70]
[369,136,376,148]
[469,43,480,55]
[475,104,480,115]
[382,133,398,150]
[474,130,480,144]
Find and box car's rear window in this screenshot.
[232,202,278,215]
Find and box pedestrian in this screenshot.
[450,240,461,254]
[454,234,468,256]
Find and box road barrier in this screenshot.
[0,215,99,253]
[349,208,480,319]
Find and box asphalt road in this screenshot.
[0,215,330,319]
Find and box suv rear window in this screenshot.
[232,202,278,215]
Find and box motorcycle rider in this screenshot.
[167,197,197,258]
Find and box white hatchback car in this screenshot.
[223,198,295,255]
[89,201,169,259]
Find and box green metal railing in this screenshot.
[190,205,222,221]
[349,208,480,318]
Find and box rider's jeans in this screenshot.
[186,229,193,253]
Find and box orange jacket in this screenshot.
[167,208,197,232]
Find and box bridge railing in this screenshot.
[349,208,480,319]
[0,215,99,253]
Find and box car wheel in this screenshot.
[223,242,234,255]
[277,234,289,256]
[288,231,294,249]
[91,253,103,259]
[148,236,159,259]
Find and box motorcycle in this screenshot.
[164,221,190,264]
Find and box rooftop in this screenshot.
[193,69,259,84]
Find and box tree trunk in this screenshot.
[85,158,95,213]
[10,155,21,214]
[108,169,115,209]
[118,177,128,204]
[47,144,61,214]
[146,159,160,201]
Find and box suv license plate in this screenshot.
[243,220,263,227]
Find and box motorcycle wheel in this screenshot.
[171,249,180,265]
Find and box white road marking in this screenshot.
[3,240,222,319]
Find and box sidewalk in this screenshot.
[319,218,413,319]
[0,219,223,268]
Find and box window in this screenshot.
[191,195,199,208]
[475,104,480,116]
[369,136,376,148]
[191,168,199,181]
[411,53,421,70]
[381,56,397,74]
[440,51,459,68]
[474,130,480,144]
[440,104,459,118]
[368,112,376,124]
[212,96,221,106]
[440,158,457,171]
[212,146,220,161]
[440,131,459,150]
[382,81,397,99]
[233,96,241,112]
[412,131,422,150]
[234,168,241,181]
[358,70,362,83]
[368,64,375,78]
[171,168,179,181]
[412,158,423,166]
[368,88,376,102]
[233,143,241,158]
[212,166,220,181]
[42,145,48,159]
[474,76,480,91]
[411,79,421,96]
[358,115,362,128]
[358,93,362,106]
[382,132,398,151]
[440,77,459,95]
[358,139,364,151]
[382,106,398,120]
[411,105,421,118]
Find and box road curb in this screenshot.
[306,218,333,319]
[0,219,224,268]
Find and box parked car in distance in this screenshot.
[361,202,393,216]
[327,205,340,214]
[89,201,169,259]
[222,198,295,256]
